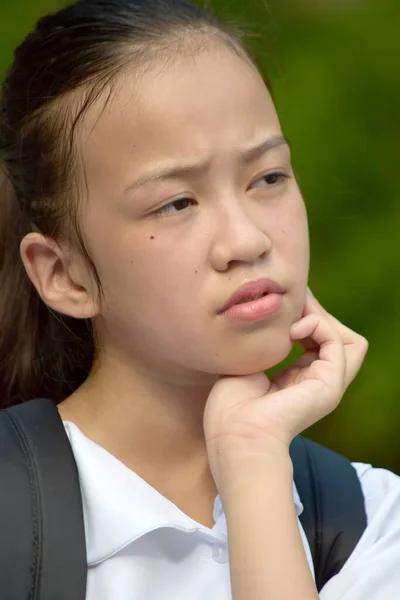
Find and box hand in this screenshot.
[204,290,368,480]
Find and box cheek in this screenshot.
[100,233,202,315]
[289,202,309,309]
[278,196,309,266]
[273,196,309,319]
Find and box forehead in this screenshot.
[79,46,281,190]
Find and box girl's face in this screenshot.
[79,44,309,379]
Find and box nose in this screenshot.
[209,199,272,272]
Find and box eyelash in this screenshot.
[153,170,291,218]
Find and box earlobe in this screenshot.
[20,232,99,320]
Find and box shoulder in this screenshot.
[320,462,400,599]
[352,461,400,524]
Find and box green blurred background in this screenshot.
[1,0,399,470]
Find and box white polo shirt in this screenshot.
[64,421,400,600]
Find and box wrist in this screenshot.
[208,433,292,476]
[213,447,294,508]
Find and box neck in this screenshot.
[59,348,218,485]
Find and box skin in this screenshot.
[21,38,369,597]
[20,41,309,525]
[203,289,367,599]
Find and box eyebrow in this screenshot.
[124,134,289,194]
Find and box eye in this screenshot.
[154,197,195,218]
[250,171,291,189]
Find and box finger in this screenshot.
[339,335,369,388]
[291,314,345,386]
[304,290,361,343]
[304,290,368,387]
[270,352,319,391]
[292,351,319,369]
[303,291,345,329]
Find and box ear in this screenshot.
[20,232,100,319]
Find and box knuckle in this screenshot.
[357,335,369,354]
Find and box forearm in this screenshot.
[221,452,319,600]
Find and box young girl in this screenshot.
[0,0,399,598]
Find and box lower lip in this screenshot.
[221,293,284,322]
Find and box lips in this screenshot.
[218,278,285,313]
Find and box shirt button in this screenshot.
[212,544,228,563]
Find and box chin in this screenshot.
[219,335,294,376]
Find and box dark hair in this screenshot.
[0,0,256,408]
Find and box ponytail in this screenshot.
[0,169,94,408]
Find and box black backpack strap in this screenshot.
[290,435,367,591]
[0,398,87,600]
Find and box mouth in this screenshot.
[218,278,285,314]
[234,292,268,305]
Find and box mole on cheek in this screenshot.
[150,235,155,240]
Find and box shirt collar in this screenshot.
[64,421,304,566]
